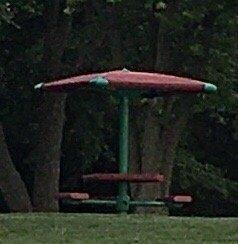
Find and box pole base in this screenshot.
[116,195,130,213]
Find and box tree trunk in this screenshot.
[0,123,32,212]
[159,96,195,197]
[129,100,146,199]
[130,99,161,200]
[130,99,164,213]
[30,94,67,212]
[130,1,194,212]
[25,1,72,212]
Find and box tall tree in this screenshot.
[0,0,76,212]
[25,1,72,212]
[130,0,199,209]
[0,1,33,212]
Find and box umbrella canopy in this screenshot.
[35,70,217,94]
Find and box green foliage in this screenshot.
[106,0,122,3]
[172,149,238,216]
[64,0,86,15]
[0,2,14,25]
[62,91,117,174]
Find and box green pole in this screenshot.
[116,93,130,213]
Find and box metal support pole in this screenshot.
[116,93,130,213]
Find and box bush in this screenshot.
[171,149,238,216]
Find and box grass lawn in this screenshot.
[0,214,237,243]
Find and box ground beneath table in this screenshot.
[0,214,237,243]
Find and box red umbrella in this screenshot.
[35,70,217,94]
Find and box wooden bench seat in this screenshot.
[162,195,192,203]
[56,192,89,200]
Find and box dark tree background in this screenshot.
[0,0,237,216]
